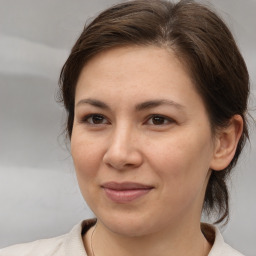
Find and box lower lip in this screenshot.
[103,188,152,203]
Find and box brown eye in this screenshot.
[151,116,166,125]
[84,114,109,125]
[147,115,174,126]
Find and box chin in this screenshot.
[96,210,158,237]
[106,221,149,237]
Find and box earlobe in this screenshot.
[210,115,243,171]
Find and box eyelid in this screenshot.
[78,113,175,127]
[80,113,110,125]
[145,114,176,125]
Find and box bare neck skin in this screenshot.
[83,216,212,256]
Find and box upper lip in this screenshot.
[101,182,154,190]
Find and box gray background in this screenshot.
[0,0,255,255]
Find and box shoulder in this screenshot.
[202,223,245,256]
[219,243,245,256]
[0,234,66,256]
[0,219,96,256]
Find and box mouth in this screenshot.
[101,182,154,203]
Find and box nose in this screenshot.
[103,126,143,170]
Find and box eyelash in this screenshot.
[145,114,175,126]
[80,114,175,126]
[81,114,110,125]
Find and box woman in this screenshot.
[0,0,249,255]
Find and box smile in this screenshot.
[101,182,154,203]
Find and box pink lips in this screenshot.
[101,182,153,203]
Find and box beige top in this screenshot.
[0,219,244,256]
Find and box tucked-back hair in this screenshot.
[59,0,249,224]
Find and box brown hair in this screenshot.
[59,0,249,224]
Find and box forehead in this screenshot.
[77,46,193,92]
[74,46,206,113]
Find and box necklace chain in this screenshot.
[90,222,97,256]
[90,222,207,256]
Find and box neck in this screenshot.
[84,219,212,256]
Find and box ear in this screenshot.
[210,115,243,171]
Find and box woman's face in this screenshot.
[71,46,217,237]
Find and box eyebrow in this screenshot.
[76,98,185,111]
[76,98,110,110]
[135,99,185,111]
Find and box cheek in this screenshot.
[71,136,103,209]
[71,134,102,182]
[145,130,213,192]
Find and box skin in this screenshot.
[71,46,243,256]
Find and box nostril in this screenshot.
[103,150,143,171]
[102,135,143,170]
[125,163,135,167]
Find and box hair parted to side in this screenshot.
[59,0,249,224]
